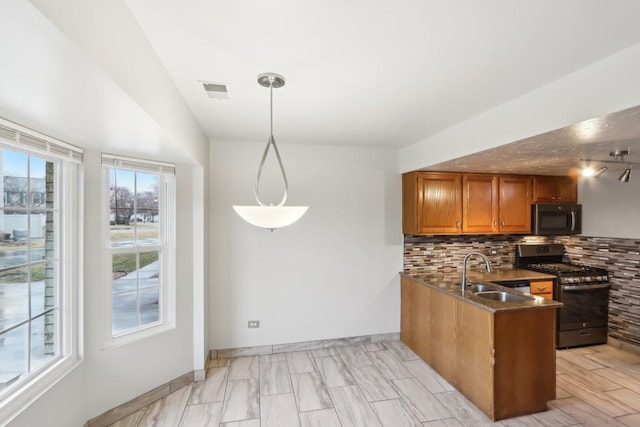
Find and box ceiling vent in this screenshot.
[201,81,229,100]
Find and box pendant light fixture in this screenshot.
[233,73,308,231]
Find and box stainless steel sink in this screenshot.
[475,291,532,302]
[466,283,498,293]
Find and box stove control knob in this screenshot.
[584,276,592,282]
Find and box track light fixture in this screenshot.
[580,150,638,183]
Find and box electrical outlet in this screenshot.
[248,320,260,328]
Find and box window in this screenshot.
[102,154,175,347]
[0,118,81,421]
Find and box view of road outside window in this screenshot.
[109,168,162,335]
[0,147,58,394]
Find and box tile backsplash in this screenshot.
[403,234,551,274]
[403,234,640,348]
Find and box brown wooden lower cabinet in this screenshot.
[400,276,557,421]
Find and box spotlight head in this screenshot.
[619,167,631,183]
[593,166,608,177]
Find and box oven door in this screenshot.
[557,283,610,331]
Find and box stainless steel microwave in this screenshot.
[531,204,582,235]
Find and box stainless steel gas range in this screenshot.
[515,243,610,348]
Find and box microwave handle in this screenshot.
[570,210,576,231]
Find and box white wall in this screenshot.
[5,366,87,427]
[578,174,640,239]
[2,2,209,425]
[80,155,198,418]
[28,0,208,164]
[209,142,403,349]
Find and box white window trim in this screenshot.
[0,145,83,424]
[101,159,176,350]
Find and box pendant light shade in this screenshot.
[233,205,308,229]
[233,73,309,231]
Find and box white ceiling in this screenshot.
[127,0,640,152]
[3,1,640,173]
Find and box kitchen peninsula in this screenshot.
[400,270,562,421]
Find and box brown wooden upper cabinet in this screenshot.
[403,172,532,235]
[462,174,498,233]
[403,172,462,234]
[498,175,532,233]
[532,176,578,204]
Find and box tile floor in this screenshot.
[108,340,640,427]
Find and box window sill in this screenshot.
[103,321,176,351]
[0,355,82,425]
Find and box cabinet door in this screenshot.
[402,173,420,234]
[463,174,498,233]
[498,176,531,233]
[416,173,462,234]
[403,172,463,234]
[532,176,577,203]
[532,176,557,203]
[555,176,577,203]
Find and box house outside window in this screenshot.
[0,119,82,422]
[102,154,175,347]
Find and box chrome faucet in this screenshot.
[462,252,492,292]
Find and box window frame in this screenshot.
[101,157,176,350]
[0,120,82,423]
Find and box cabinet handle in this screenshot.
[500,220,505,227]
[493,220,497,227]
[537,286,546,292]
[456,220,461,228]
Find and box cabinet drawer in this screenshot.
[529,280,553,295]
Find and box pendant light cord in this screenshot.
[254,79,289,207]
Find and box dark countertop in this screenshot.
[400,269,563,313]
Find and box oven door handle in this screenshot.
[562,283,611,291]
[570,211,576,231]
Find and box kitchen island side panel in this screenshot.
[400,276,494,418]
[494,308,557,420]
